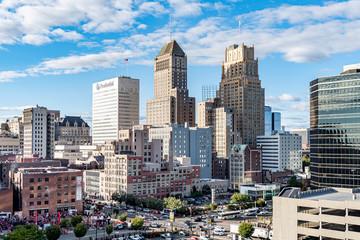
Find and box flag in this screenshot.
[35,212,38,226]
[57,212,61,226]
[124,59,128,63]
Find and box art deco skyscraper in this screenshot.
[146,40,195,126]
[218,43,265,146]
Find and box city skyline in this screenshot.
[1,0,360,130]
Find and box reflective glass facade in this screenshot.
[265,106,272,136]
[272,112,281,134]
[310,73,360,188]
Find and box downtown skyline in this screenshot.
[1,0,360,130]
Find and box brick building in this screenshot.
[212,157,229,179]
[13,167,83,217]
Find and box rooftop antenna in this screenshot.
[170,14,172,41]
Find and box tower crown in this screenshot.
[156,40,185,57]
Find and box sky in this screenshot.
[1,0,360,130]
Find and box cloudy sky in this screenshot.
[0,0,360,130]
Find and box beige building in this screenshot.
[198,98,240,158]
[218,43,264,147]
[274,187,360,240]
[7,117,24,152]
[146,40,195,127]
[0,132,20,153]
[23,106,60,158]
[55,116,91,145]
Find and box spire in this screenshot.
[156,40,185,57]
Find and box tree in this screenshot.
[45,225,61,240]
[60,219,70,229]
[210,203,218,211]
[106,225,113,236]
[113,208,120,215]
[118,213,128,221]
[302,155,310,171]
[226,204,236,211]
[288,175,304,189]
[238,222,254,239]
[3,224,45,240]
[131,217,144,230]
[71,215,83,227]
[256,199,266,207]
[231,193,250,204]
[74,223,87,240]
[164,197,187,210]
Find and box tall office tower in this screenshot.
[92,76,139,145]
[197,98,240,158]
[202,84,218,101]
[264,106,272,136]
[272,112,281,134]
[23,106,60,158]
[218,43,265,146]
[310,63,360,188]
[146,40,195,127]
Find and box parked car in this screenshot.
[153,210,160,214]
[179,230,188,236]
[127,209,136,213]
[114,224,124,230]
[214,230,224,236]
[143,208,151,213]
[150,223,159,228]
[227,234,235,238]
[215,226,226,232]
[200,236,210,240]
[194,217,202,222]
[190,237,199,240]
[162,214,169,219]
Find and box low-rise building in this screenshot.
[274,187,360,240]
[83,170,104,199]
[0,132,21,154]
[212,157,229,180]
[54,144,97,164]
[55,116,92,145]
[240,183,280,200]
[13,167,83,217]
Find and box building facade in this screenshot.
[55,116,91,145]
[212,157,229,179]
[13,167,83,217]
[92,76,139,145]
[0,132,20,153]
[218,43,265,147]
[146,40,195,127]
[7,116,24,152]
[310,64,360,188]
[264,106,272,136]
[272,112,281,134]
[290,128,310,149]
[274,187,360,240]
[23,106,60,159]
[257,133,302,172]
[229,144,262,190]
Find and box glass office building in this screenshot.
[310,66,360,188]
[272,112,281,134]
[265,106,272,135]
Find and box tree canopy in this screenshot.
[164,197,187,210]
[231,193,250,204]
[71,215,83,227]
[45,225,61,240]
[238,222,255,238]
[74,223,87,239]
[118,213,128,221]
[288,175,304,189]
[131,217,144,230]
[3,224,45,240]
[106,225,113,235]
[60,219,70,228]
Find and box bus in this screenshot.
[218,211,242,220]
[244,208,259,216]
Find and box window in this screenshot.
[37,201,41,205]
[57,192,61,196]
[57,199,61,203]
[37,193,42,198]
[29,202,34,206]
[45,201,49,205]
[71,176,76,180]
[71,199,75,203]
[44,193,49,197]
[71,191,75,195]
[37,186,41,190]
[71,184,75,188]
[45,178,49,182]
[64,192,68,195]
[64,185,68,188]
[29,194,34,198]
[57,177,62,181]
[30,178,34,183]
[37,178,42,182]
[29,186,34,190]
[57,185,61,189]
[64,177,69,181]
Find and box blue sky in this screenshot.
[0,0,360,130]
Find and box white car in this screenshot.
[227,234,235,238]
[200,236,210,240]
[143,208,151,212]
[127,209,136,213]
[215,226,226,232]
[138,215,145,219]
[214,230,224,236]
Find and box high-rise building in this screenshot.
[23,106,60,158]
[290,128,310,149]
[197,98,240,158]
[264,106,272,136]
[257,132,302,172]
[218,43,265,146]
[146,40,195,127]
[92,76,139,145]
[202,84,218,101]
[272,112,281,134]
[310,64,360,188]
[55,116,92,145]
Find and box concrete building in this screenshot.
[23,106,60,159]
[257,132,302,172]
[149,123,212,178]
[197,98,240,158]
[240,183,280,200]
[218,43,265,147]
[55,116,91,145]
[264,106,272,136]
[0,132,20,154]
[54,145,97,164]
[146,40,195,127]
[7,116,24,152]
[13,167,83,217]
[274,187,360,240]
[310,64,360,188]
[290,128,310,149]
[83,170,104,199]
[229,144,262,190]
[92,76,139,145]
[272,112,281,134]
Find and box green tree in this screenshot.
[238,222,255,239]
[113,208,120,215]
[118,212,128,221]
[106,225,113,236]
[3,224,45,240]
[71,215,83,228]
[226,204,236,211]
[60,219,70,229]
[210,203,218,211]
[45,225,61,240]
[164,197,187,210]
[231,193,250,204]
[74,223,87,240]
[256,199,266,207]
[302,155,310,171]
[288,175,304,189]
[131,217,144,230]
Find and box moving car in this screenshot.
[215,226,226,232]
[127,209,136,213]
[214,230,224,236]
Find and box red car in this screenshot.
[190,237,199,240]
[152,210,160,214]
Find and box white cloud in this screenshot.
[137,24,147,30]
[0,105,35,111]
[0,71,27,82]
[51,29,83,41]
[22,34,51,45]
[168,0,209,17]
[290,102,309,112]
[266,93,301,102]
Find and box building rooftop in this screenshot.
[157,40,185,57]
[56,116,89,128]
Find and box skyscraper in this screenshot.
[202,84,218,101]
[146,40,195,127]
[310,64,360,188]
[272,112,281,134]
[92,76,139,145]
[264,106,272,136]
[218,43,265,146]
